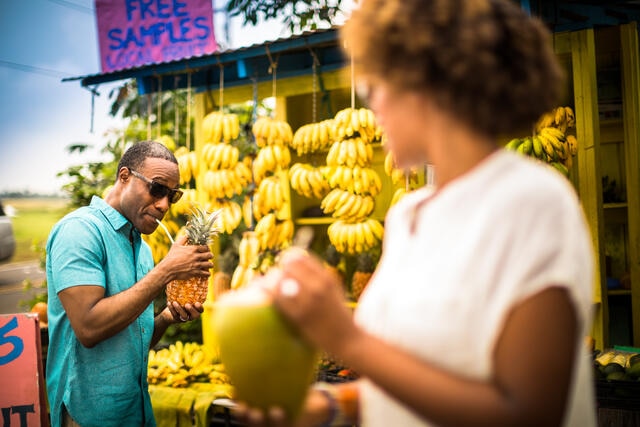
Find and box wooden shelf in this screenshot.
[604,202,628,209]
[295,217,334,225]
[608,289,632,296]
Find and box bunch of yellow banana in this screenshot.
[253,213,294,251]
[383,151,420,185]
[237,231,261,268]
[230,263,256,290]
[253,176,288,218]
[326,136,374,168]
[290,119,335,155]
[203,169,244,200]
[332,107,381,142]
[327,218,384,255]
[202,142,240,170]
[252,144,292,184]
[206,199,242,234]
[289,163,331,199]
[175,147,199,185]
[147,341,226,388]
[321,188,375,221]
[252,116,294,147]
[170,188,198,217]
[325,165,382,197]
[535,106,575,134]
[390,188,408,207]
[202,111,241,143]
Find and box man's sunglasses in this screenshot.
[129,169,183,204]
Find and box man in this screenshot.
[46,141,213,426]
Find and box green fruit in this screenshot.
[213,288,318,420]
[606,371,627,381]
[602,362,625,376]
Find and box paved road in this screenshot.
[0,260,46,314]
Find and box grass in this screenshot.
[1,197,70,264]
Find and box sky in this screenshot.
[0,0,315,195]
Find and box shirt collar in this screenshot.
[90,195,135,235]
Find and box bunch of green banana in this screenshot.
[206,199,243,235]
[289,163,331,199]
[203,169,244,200]
[202,111,240,143]
[321,188,375,221]
[252,144,292,185]
[253,175,288,218]
[252,116,294,147]
[326,136,374,168]
[253,213,294,251]
[327,218,384,255]
[291,119,335,155]
[148,341,227,388]
[332,107,383,143]
[202,142,240,170]
[175,147,199,185]
[505,126,576,177]
[325,165,382,197]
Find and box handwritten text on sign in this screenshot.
[95,0,218,73]
[0,314,46,426]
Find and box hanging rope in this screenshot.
[156,75,163,139]
[146,93,152,140]
[186,72,192,152]
[265,45,278,113]
[174,76,180,144]
[308,47,321,123]
[218,59,225,113]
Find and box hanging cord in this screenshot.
[350,53,355,109]
[146,93,153,140]
[174,76,180,144]
[156,75,163,139]
[217,58,225,113]
[186,72,192,152]
[265,45,278,113]
[308,47,321,122]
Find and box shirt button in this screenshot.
[142,328,145,333]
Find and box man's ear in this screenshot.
[118,167,130,183]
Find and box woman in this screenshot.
[240,0,596,425]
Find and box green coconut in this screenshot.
[213,286,318,420]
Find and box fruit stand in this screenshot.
[63,2,640,424]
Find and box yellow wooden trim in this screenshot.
[620,22,640,346]
[570,29,607,348]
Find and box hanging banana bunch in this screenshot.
[322,107,384,255]
[505,106,578,177]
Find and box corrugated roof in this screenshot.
[63,2,640,94]
[63,26,344,95]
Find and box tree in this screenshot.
[226,0,347,33]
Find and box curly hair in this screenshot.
[341,0,565,137]
[117,140,178,178]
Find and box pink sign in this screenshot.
[95,0,218,73]
[0,313,48,426]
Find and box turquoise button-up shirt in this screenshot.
[46,196,156,427]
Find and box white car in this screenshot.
[0,200,16,261]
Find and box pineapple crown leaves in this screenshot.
[184,206,222,245]
[324,244,342,267]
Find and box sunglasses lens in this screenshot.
[170,190,183,204]
[148,182,168,200]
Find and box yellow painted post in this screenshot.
[620,22,640,346]
[570,29,607,349]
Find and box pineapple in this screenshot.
[351,252,375,301]
[166,206,220,305]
